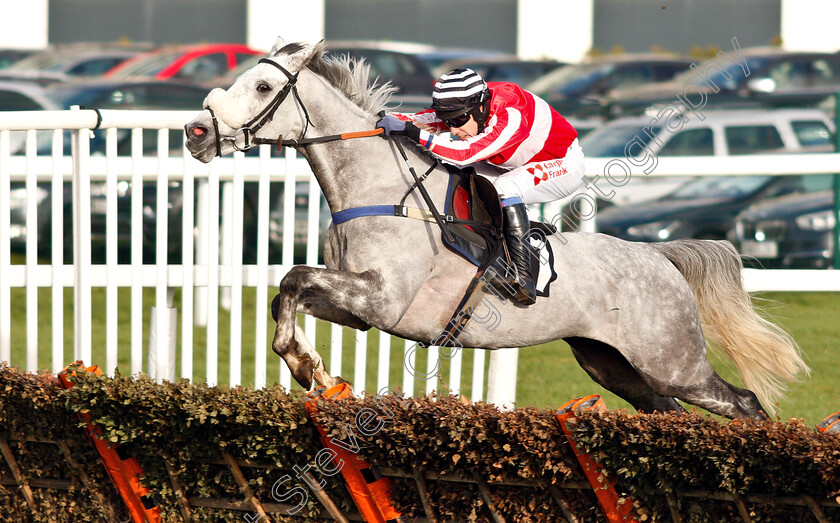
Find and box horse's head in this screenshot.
[185,37,324,163]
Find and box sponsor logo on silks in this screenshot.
[528,160,568,186]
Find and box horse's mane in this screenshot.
[274,42,399,115]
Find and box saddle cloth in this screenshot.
[441,165,558,298]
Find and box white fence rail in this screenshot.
[0,108,511,405]
[1,109,838,404]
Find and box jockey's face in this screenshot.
[449,113,479,140]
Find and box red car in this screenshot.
[105,43,263,83]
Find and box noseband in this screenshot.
[206,57,311,157]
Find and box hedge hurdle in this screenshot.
[0,363,839,522]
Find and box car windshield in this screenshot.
[529,62,616,97]
[580,122,660,157]
[671,56,771,88]
[6,53,64,71]
[226,55,260,78]
[111,51,181,77]
[667,176,771,200]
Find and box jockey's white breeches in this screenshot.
[491,138,585,205]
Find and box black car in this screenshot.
[527,54,694,119]
[46,78,208,155]
[8,78,209,258]
[0,45,152,86]
[730,190,837,269]
[434,56,567,86]
[0,49,39,69]
[143,181,331,266]
[596,174,836,242]
[324,44,435,97]
[215,42,436,113]
[604,48,840,119]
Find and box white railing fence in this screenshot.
[1,109,839,406]
[0,108,513,404]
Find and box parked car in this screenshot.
[416,47,508,76]
[0,43,152,85]
[105,43,263,83]
[527,53,694,119]
[0,80,60,155]
[595,170,836,243]
[433,56,567,86]
[45,77,208,155]
[144,181,331,265]
[6,78,209,258]
[2,80,61,256]
[324,41,436,98]
[579,108,835,207]
[604,47,840,119]
[218,40,437,112]
[0,79,57,110]
[566,117,603,140]
[10,174,331,265]
[0,49,39,69]
[49,77,208,110]
[730,190,837,269]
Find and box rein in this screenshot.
[253,128,384,150]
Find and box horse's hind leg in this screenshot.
[565,337,685,414]
[668,372,768,420]
[567,337,767,420]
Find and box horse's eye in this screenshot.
[257,83,272,94]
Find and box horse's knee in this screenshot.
[272,335,297,357]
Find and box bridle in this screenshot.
[205,57,311,157]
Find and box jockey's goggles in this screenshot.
[438,106,476,128]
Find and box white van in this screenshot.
[577,108,834,206]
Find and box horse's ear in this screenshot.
[310,39,326,61]
[269,36,287,56]
[286,41,324,71]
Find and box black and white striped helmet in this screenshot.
[430,68,490,118]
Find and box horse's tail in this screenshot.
[651,239,809,413]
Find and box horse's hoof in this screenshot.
[325,375,349,388]
[297,375,313,391]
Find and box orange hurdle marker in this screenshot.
[305,384,401,523]
[555,395,639,523]
[58,361,162,523]
[818,411,840,433]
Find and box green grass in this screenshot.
[6,266,839,427]
[515,291,840,427]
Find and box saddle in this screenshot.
[440,165,558,298]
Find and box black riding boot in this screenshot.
[497,203,537,305]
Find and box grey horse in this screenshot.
[184,37,808,419]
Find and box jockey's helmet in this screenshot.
[430,68,491,124]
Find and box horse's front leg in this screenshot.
[271,266,390,389]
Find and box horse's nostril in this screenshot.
[191,126,207,137]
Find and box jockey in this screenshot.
[376,67,585,305]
